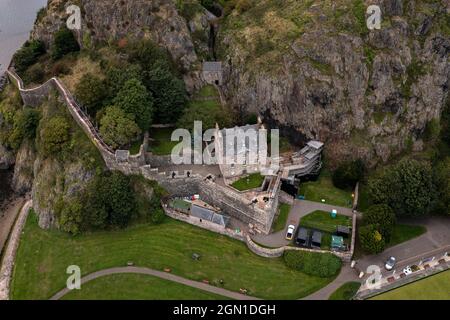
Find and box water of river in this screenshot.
[0,0,47,74]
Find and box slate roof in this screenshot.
[203,61,222,72]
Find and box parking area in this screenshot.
[252,199,354,248]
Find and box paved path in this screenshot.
[50,267,260,300]
[0,197,25,255]
[357,217,450,278]
[302,263,360,300]
[0,199,32,300]
[253,200,355,247]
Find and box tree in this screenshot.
[363,204,396,241]
[432,157,450,216]
[104,64,143,103]
[99,106,141,149]
[58,198,83,235]
[368,159,433,217]
[74,73,107,114]
[12,40,46,73]
[332,159,365,189]
[8,108,40,149]
[105,172,136,228]
[144,60,186,123]
[51,26,80,60]
[359,224,386,254]
[113,78,153,130]
[39,116,70,156]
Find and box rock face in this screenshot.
[12,141,35,194]
[0,144,15,170]
[218,0,450,167]
[31,0,200,90]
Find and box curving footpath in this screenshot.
[50,266,260,300]
[0,199,32,300]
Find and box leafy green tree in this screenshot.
[368,159,433,217]
[8,108,40,149]
[363,204,396,242]
[105,172,136,228]
[39,116,70,156]
[104,64,143,103]
[359,224,386,254]
[74,74,107,114]
[113,78,153,130]
[59,198,83,235]
[332,159,365,189]
[99,106,141,149]
[12,40,46,73]
[432,157,450,216]
[51,26,80,60]
[80,176,109,230]
[24,63,45,84]
[145,60,186,123]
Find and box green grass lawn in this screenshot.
[371,270,450,300]
[148,128,179,155]
[300,210,352,233]
[129,139,142,155]
[11,211,333,300]
[299,170,353,208]
[197,85,219,98]
[329,282,361,300]
[272,203,291,233]
[62,273,229,300]
[231,173,265,191]
[387,224,427,247]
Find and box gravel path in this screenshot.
[0,197,26,255]
[50,266,260,301]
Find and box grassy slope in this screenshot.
[62,273,230,300]
[11,212,332,300]
[148,127,179,155]
[371,270,450,300]
[299,170,353,208]
[272,203,291,232]
[329,281,361,300]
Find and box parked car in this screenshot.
[385,257,396,271]
[286,225,296,240]
[295,227,310,247]
[403,266,413,275]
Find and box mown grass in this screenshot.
[300,210,352,233]
[231,173,265,191]
[388,224,427,248]
[272,203,291,233]
[299,170,353,208]
[148,127,179,155]
[62,273,230,300]
[371,270,450,300]
[11,211,333,300]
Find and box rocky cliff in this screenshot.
[31,0,202,90]
[217,0,449,167]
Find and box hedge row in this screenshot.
[283,250,342,278]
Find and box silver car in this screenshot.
[385,257,396,271]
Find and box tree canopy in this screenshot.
[51,26,80,60]
[75,73,107,114]
[99,105,141,149]
[363,204,396,242]
[368,159,433,217]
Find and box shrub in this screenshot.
[51,26,80,60]
[75,73,107,114]
[359,224,386,254]
[38,116,70,156]
[363,204,396,241]
[332,159,365,189]
[283,250,342,278]
[8,107,41,149]
[24,63,45,84]
[12,40,46,73]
